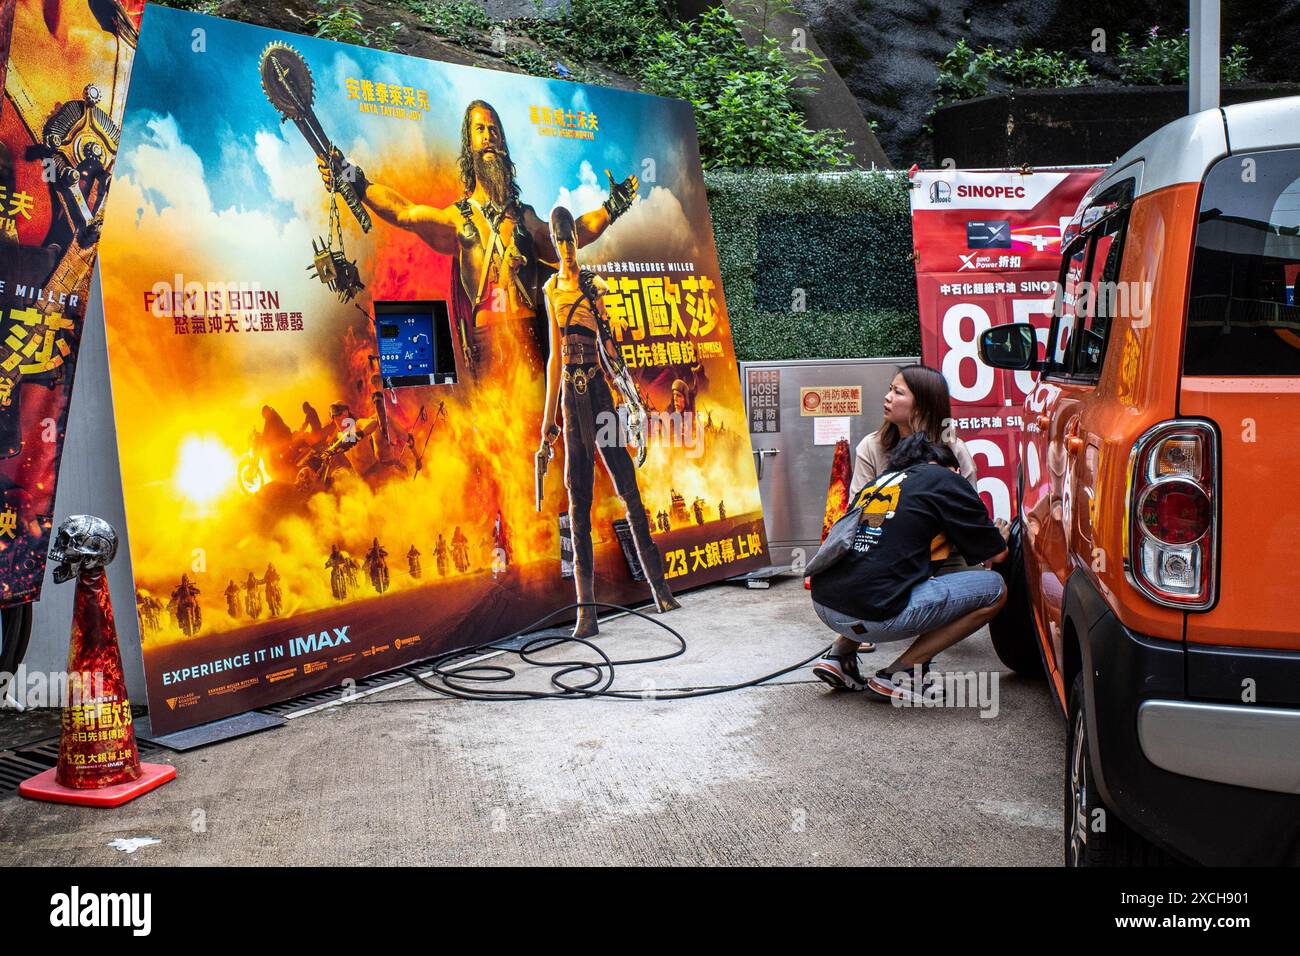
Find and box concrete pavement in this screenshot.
[0,576,1065,865]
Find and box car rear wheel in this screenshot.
[1065,672,1168,866]
[987,517,1043,678]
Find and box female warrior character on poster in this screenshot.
[537,206,680,637]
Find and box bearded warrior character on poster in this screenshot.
[314,94,638,380]
[95,6,770,733]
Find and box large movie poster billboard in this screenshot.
[0,0,143,604]
[0,0,15,93]
[99,7,769,733]
[909,167,1102,521]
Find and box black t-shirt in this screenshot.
[810,463,1005,622]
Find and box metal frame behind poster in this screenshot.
[97,7,770,734]
[17,267,147,704]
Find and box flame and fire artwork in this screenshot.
[97,6,769,733]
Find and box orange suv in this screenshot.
[979,96,1300,866]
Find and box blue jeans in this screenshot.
[813,570,1006,645]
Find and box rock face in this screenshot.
[211,0,891,167]
[211,0,639,89]
[481,0,563,17]
[720,0,892,168]
[794,0,1300,167]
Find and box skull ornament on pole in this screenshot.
[48,514,118,584]
[18,515,177,806]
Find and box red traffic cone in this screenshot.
[19,515,175,807]
[806,438,852,588]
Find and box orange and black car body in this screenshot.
[981,97,1300,866]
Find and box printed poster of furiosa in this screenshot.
[0,0,143,604]
[98,6,769,732]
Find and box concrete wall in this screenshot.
[22,267,147,703]
[933,82,1300,169]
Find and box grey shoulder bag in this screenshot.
[803,471,903,578]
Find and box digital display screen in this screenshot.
[378,314,435,378]
[373,300,456,387]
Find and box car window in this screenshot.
[1046,180,1133,381]
[1046,239,1088,378]
[1186,147,1300,374]
[1073,214,1127,380]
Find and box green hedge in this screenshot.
[703,170,920,362]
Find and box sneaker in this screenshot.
[811,652,869,691]
[921,662,944,702]
[865,662,941,704]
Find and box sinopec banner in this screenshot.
[98,7,769,733]
[0,0,143,604]
[909,167,1103,521]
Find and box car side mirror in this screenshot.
[979,323,1041,372]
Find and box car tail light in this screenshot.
[1126,421,1217,609]
[1138,481,1211,545]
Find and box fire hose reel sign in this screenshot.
[800,386,861,416]
[748,368,780,434]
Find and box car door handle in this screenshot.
[752,447,779,480]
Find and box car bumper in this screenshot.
[1138,700,1300,795]
[1078,596,1300,865]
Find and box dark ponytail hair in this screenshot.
[881,364,954,452]
[886,432,959,472]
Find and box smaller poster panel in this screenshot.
[0,0,144,604]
